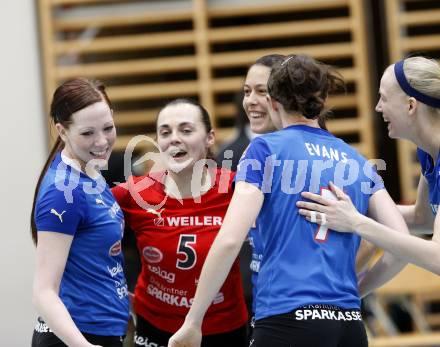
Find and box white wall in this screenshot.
[0,2,46,344]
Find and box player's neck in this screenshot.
[165,166,213,199]
[412,115,440,162]
[282,113,319,129]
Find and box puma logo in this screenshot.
[95,198,106,206]
[50,209,66,223]
[146,208,165,218]
[146,208,165,226]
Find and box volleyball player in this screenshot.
[112,99,248,347]
[168,55,407,347]
[31,78,129,347]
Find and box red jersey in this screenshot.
[112,168,248,334]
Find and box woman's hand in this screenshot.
[168,322,202,347]
[296,182,363,233]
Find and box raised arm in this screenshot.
[354,206,440,275]
[298,182,440,275]
[33,232,99,347]
[168,182,264,347]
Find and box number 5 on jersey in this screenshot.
[176,234,197,270]
[314,188,338,242]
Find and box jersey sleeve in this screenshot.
[111,181,130,209]
[235,137,272,192]
[35,184,86,235]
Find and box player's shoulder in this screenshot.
[331,136,369,163]
[38,170,86,208]
[245,134,273,154]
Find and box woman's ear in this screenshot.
[55,123,67,142]
[408,97,417,116]
[271,99,279,112]
[266,95,279,112]
[206,129,215,148]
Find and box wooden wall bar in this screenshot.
[38,0,376,160]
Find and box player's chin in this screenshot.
[250,118,268,134]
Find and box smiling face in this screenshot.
[243,64,278,133]
[375,66,411,139]
[57,100,116,169]
[156,103,214,173]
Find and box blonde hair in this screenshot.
[403,57,440,114]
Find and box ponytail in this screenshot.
[30,137,64,245]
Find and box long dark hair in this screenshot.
[31,78,112,244]
[268,54,345,128]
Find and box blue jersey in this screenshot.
[248,224,263,314]
[35,153,129,335]
[417,148,440,215]
[236,125,384,321]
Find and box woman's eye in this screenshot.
[104,125,114,132]
[182,129,192,134]
[81,132,92,136]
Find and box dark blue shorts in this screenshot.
[31,317,125,347]
[251,305,368,347]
